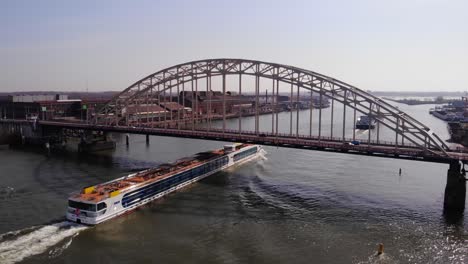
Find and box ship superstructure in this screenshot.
[355,115,376,130]
[66,143,261,225]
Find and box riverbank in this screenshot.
[383,97,452,105]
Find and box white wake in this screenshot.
[0,221,88,264]
[258,148,268,161]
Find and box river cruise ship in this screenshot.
[66,143,262,225]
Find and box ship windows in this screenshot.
[233,147,257,162]
[122,178,173,207]
[121,156,231,208]
[192,167,202,177]
[97,202,107,211]
[190,156,228,178]
[180,171,190,180]
[68,200,97,211]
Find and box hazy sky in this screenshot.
[1,0,467,92]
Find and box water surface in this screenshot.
[0,103,466,264]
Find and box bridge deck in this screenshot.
[3,119,468,163]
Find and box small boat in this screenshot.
[66,144,262,225]
[355,115,375,129]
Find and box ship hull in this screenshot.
[355,124,375,130]
[66,145,261,225]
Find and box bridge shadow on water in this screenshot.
[7,144,160,170]
[2,146,160,201]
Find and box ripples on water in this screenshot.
[0,103,466,263]
[238,153,467,264]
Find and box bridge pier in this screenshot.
[77,131,116,153]
[443,161,466,214]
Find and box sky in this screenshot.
[1,0,467,92]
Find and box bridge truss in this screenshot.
[94,59,450,157]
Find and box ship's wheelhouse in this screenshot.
[68,200,107,217]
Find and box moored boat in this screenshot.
[355,115,375,129]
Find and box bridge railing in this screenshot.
[6,118,468,159]
[121,119,423,149]
[129,125,435,157]
[169,126,420,148]
[112,122,424,149]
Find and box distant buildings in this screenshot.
[123,104,169,123]
[0,90,331,124]
[9,94,68,102]
[0,94,108,121]
[181,91,253,115]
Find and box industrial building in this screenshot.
[0,94,108,121]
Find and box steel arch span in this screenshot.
[93,58,450,157]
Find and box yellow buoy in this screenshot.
[377,243,384,255]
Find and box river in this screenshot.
[0,102,466,264]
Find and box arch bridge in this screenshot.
[1,58,466,212]
[94,58,456,161]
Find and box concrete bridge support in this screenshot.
[444,161,466,213]
[0,121,31,145]
[78,131,116,153]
